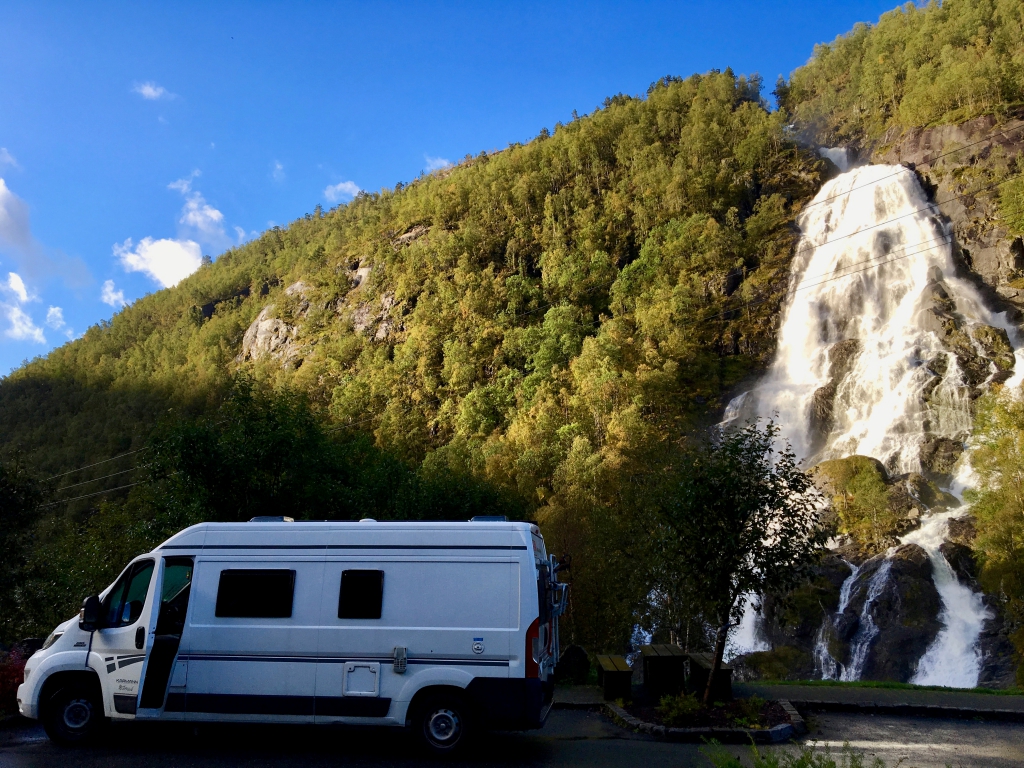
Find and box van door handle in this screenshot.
[135,627,145,649]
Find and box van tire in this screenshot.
[415,692,472,755]
[41,684,105,746]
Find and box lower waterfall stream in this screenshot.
[725,162,1023,686]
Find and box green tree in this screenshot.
[0,457,43,641]
[660,421,828,704]
[966,391,1024,683]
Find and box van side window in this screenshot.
[215,569,295,618]
[338,569,384,619]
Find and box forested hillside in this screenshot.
[0,71,827,647]
[5,0,1024,663]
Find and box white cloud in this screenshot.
[0,178,33,254]
[324,180,360,203]
[167,172,229,248]
[179,191,226,243]
[6,272,29,303]
[272,161,285,183]
[114,237,202,288]
[101,279,127,307]
[167,174,196,194]
[46,306,64,328]
[133,81,173,100]
[424,154,452,172]
[4,305,44,343]
[0,148,18,168]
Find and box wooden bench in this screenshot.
[595,655,632,701]
[640,644,688,700]
[686,652,733,702]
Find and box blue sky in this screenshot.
[0,0,899,375]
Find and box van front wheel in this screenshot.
[416,693,471,754]
[42,685,105,746]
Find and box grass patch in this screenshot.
[705,740,890,767]
[748,679,1024,696]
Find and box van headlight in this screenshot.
[41,631,62,650]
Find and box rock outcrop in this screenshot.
[236,281,312,368]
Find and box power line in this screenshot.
[43,447,149,482]
[38,479,150,509]
[52,463,152,493]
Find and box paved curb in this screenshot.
[789,699,1024,722]
[601,700,803,744]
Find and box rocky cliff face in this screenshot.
[871,114,1024,312]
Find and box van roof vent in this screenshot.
[359,518,377,523]
[249,516,295,523]
[470,515,508,522]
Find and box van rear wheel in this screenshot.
[416,693,471,754]
[42,684,105,746]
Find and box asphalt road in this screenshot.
[2,709,1023,767]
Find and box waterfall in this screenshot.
[841,558,893,682]
[729,163,1021,686]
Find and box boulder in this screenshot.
[814,456,947,555]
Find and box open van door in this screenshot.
[87,559,158,718]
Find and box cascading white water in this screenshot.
[841,558,893,682]
[902,508,993,686]
[748,163,1013,472]
[728,162,1021,686]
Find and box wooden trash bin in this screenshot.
[686,652,733,702]
[595,655,632,701]
[640,644,688,701]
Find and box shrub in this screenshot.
[657,692,702,725]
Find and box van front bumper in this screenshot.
[15,683,37,719]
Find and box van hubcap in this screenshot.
[427,709,460,743]
[63,699,92,730]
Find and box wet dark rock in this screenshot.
[810,339,862,439]
[971,324,1016,372]
[759,553,852,649]
[919,436,964,477]
[946,515,977,546]
[939,541,977,583]
[904,473,959,509]
[847,545,943,682]
[977,605,1020,689]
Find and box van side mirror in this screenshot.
[79,595,101,631]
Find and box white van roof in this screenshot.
[154,520,541,554]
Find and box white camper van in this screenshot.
[17,518,567,753]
